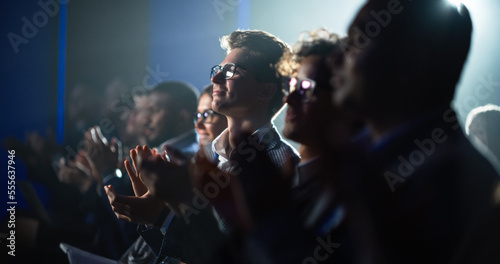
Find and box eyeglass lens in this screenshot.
[210,64,236,80]
[287,77,315,101]
[196,110,214,123]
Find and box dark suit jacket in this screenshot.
[365,109,500,264]
[139,126,300,264]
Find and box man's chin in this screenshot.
[282,125,298,141]
[198,136,210,147]
[212,105,228,117]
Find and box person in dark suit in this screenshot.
[239,28,378,264]
[338,0,500,263]
[106,29,300,264]
[282,30,352,236]
[105,81,200,264]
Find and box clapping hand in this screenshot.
[104,145,166,225]
[84,126,123,184]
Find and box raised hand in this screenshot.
[106,144,191,224]
[83,126,122,182]
[136,146,193,210]
[57,157,94,194]
[125,145,155,197]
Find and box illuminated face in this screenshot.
[195,94,228,147]
[283,55,335,144]
[211,48,263,119]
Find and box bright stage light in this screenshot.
[447,0,462,7]
[447,0,472,9]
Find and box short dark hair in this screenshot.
[150,81,199,115]
[220,30,292,119]
[350,0,472,105]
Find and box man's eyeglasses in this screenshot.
[195,109,221,124]
[283,77,317,102]
[210,63,240,80]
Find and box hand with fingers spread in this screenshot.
[83,126,123,183]
[104,145,167,225]
[57,156,94,194]
[74,150,100,184]
[104,184,166,225]
[135,145,193,211]
[126,145,156,197]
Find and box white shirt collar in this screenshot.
[212,122,273,168]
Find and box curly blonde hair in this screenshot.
[278,28,343,77]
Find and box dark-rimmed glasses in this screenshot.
[210,63,240,80]
[195,109,221,124]
[283,77,317,102]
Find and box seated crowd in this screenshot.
[4,0,500,263]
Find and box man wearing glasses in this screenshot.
[208,30,300,175]
[282,29,352,237]
[109,29,301,264]
[171,29,300,263]
[195,84,227,148]
[242,29,378,263]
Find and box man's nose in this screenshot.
[211,70,225,84]
[195,117,205,129]
[285,89,302,105]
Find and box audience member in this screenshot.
[122,93,150,153]
[104,81,199,264]
[144,81,199,155]
[106,29,300,264]
[276,28,377,263]
[195,84,228,148]
[339,1,500,263]
[9,2,500,263]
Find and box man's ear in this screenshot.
[258,83,277,101]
